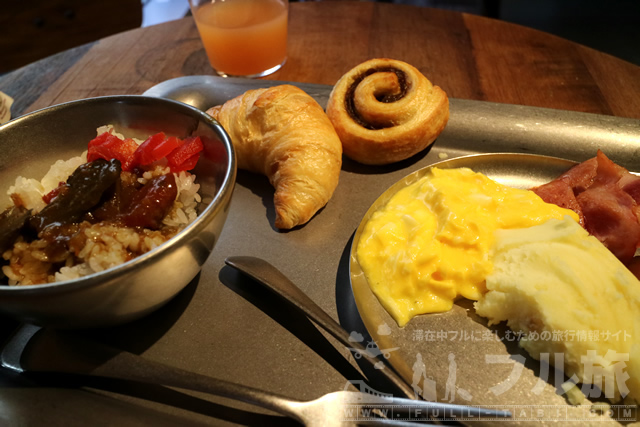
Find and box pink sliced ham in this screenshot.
[532,150,640,265]
[532,178,585,226]
[620,173,640,204]
[558,156,598,195]
[577,184,640,264]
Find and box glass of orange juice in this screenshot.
[188,0,288,78]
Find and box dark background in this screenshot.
[1,0,639,74]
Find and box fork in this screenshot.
[1,324,510,426]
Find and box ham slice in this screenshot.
[531,157,599,226]
[532,178,585,225]
[559,156,598,195]
[532,150,640,265]
[577,184,640,264]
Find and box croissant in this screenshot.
[326,58,449,165]
[206,85,342,229]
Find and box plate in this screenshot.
[349,153,622,425]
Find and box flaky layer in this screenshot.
[207,85,342,229]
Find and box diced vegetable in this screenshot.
[42,181,66,204]
[132,133,183,166]
[87,133,139,171]
[88,132,203,173]
[166,137,204,172]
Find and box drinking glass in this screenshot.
[189,0,288,78]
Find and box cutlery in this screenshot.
[1,324,508,426]
[224,256,512,421]
[225,255,413,396]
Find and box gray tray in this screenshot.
[142,76,640,425]
[4,77,636,426]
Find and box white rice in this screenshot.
[9,153,87,213]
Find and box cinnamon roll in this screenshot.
[326,58,449,165]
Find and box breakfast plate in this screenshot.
[349,153,633,425]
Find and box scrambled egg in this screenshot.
[476,217,640,403]
[356,167,579,327]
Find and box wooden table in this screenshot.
[1,2,640,426]
[2,1,640,120]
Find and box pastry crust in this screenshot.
[207,85,342,229]
[326,58,449,165]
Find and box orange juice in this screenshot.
[192,0,288,77]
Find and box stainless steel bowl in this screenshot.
[0,95,236,328]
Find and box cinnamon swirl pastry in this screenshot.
[326,58,449,165]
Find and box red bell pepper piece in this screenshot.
[131,132,184,167]
[42,182,66,204]
[166,136,204,172]
[132,132,165,166]
[174,153,200,172]
[87,132,138,171]
[87,132,203,173]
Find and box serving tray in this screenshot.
[141,76,640,425]
[3,76,630,426]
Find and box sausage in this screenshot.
[120,173,177,229]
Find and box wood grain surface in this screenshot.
[1,2,639,120]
